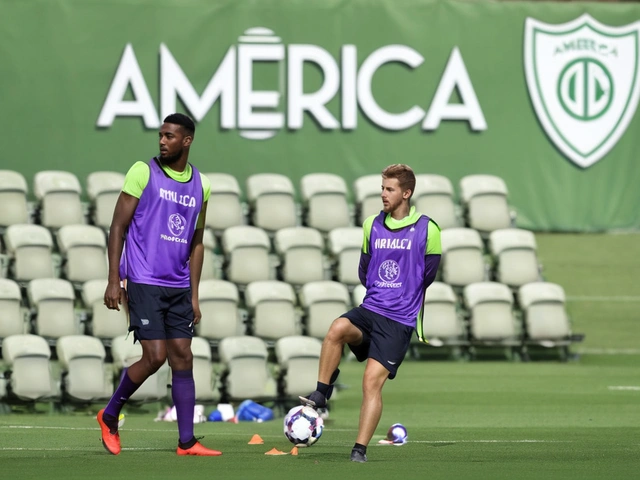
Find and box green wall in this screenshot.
[1,0,639,230]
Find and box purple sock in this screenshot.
[105,369,141,420]
[172,369,195,445]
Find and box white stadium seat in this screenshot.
[34,170,85,228]
[300,173,351,233]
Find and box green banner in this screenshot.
[1,0,639,231]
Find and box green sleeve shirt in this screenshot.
[122,161,211,229]
[362,206,442,255]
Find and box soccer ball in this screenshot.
[386,423,408,444]
[283,406,324,447]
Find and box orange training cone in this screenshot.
[290,446,298,456]
[248,434,264,445]
[265,448,287,455]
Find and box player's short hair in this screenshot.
[382,164,416,199]
[163,113,196,137]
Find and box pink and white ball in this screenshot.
[385,423,408,444]
[284,406,324,447]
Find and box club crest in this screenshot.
[524,14,640,168]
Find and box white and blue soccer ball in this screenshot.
[284,406,324,447]
[386,423,408,444]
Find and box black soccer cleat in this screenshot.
[298,390,327,409]
[350,449,367,463]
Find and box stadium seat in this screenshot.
[81,279,128,342]
[300,173,351,233]
[0,278,26,339]
[221,225,272,286]
[413,174,459,229]
[246,173,298,232]
[459,174,513,235]
[203,173,245,235]
[195,279,244,343]
[33,170,85,229]
[56,335,113,404]
[4,224,55,281]
[327,227,363,287]
[413,282,468,357]
[299,281,350,339]
[86,171,125,230]
[463,282,521,355]
[351,284,367,307]
[2,334,58,402]
[518,282,573,351]
[217,335,277,403]
[275,335,322,400]
[440,228,488,288]
[489,228,541,289]
[274,227,326,286]
[201,228,223,281]
[245,280,301,342]
[191,336,219,403]
[0,240,6,278]
[57,225,108,284]
[28,278,80,340]
[0,170,30,229]
[111,334,170,404]
[353,174,382,225]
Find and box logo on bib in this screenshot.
[378,259,400,283]
[168,213,187,237]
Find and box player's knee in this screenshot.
[362,365,388,393]
[169,351,193,370]
[362,377,384,398]
[142,352,167,374]
[326,317,358,344]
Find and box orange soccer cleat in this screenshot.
[176,441,222,456]
[97,409,121,455]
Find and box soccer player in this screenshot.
[300,164,441,462]
[97,113,221,456]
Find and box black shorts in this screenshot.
[342,306,414,379]
[127,280,194,342]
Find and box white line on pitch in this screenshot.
[0,425,284,436]
[608,386,640,391]
[0,440,571,452]
[567,296,640,302]
[408,440,570,444]
[0,447,167,451]
[576,348,640,355]
[0,425,363,435]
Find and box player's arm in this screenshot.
[189,201,208,321]
[423,220,442,289]
[104,162,147,311]
[358,215,375,286]
[104,192,139,310]
[358,253,371,286]
[190,174,210,324]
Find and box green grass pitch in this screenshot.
[1,233,639,479]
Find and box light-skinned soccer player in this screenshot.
[300,164,441,462]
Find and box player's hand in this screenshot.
[192,298,202,325]
[104,281,126,311]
